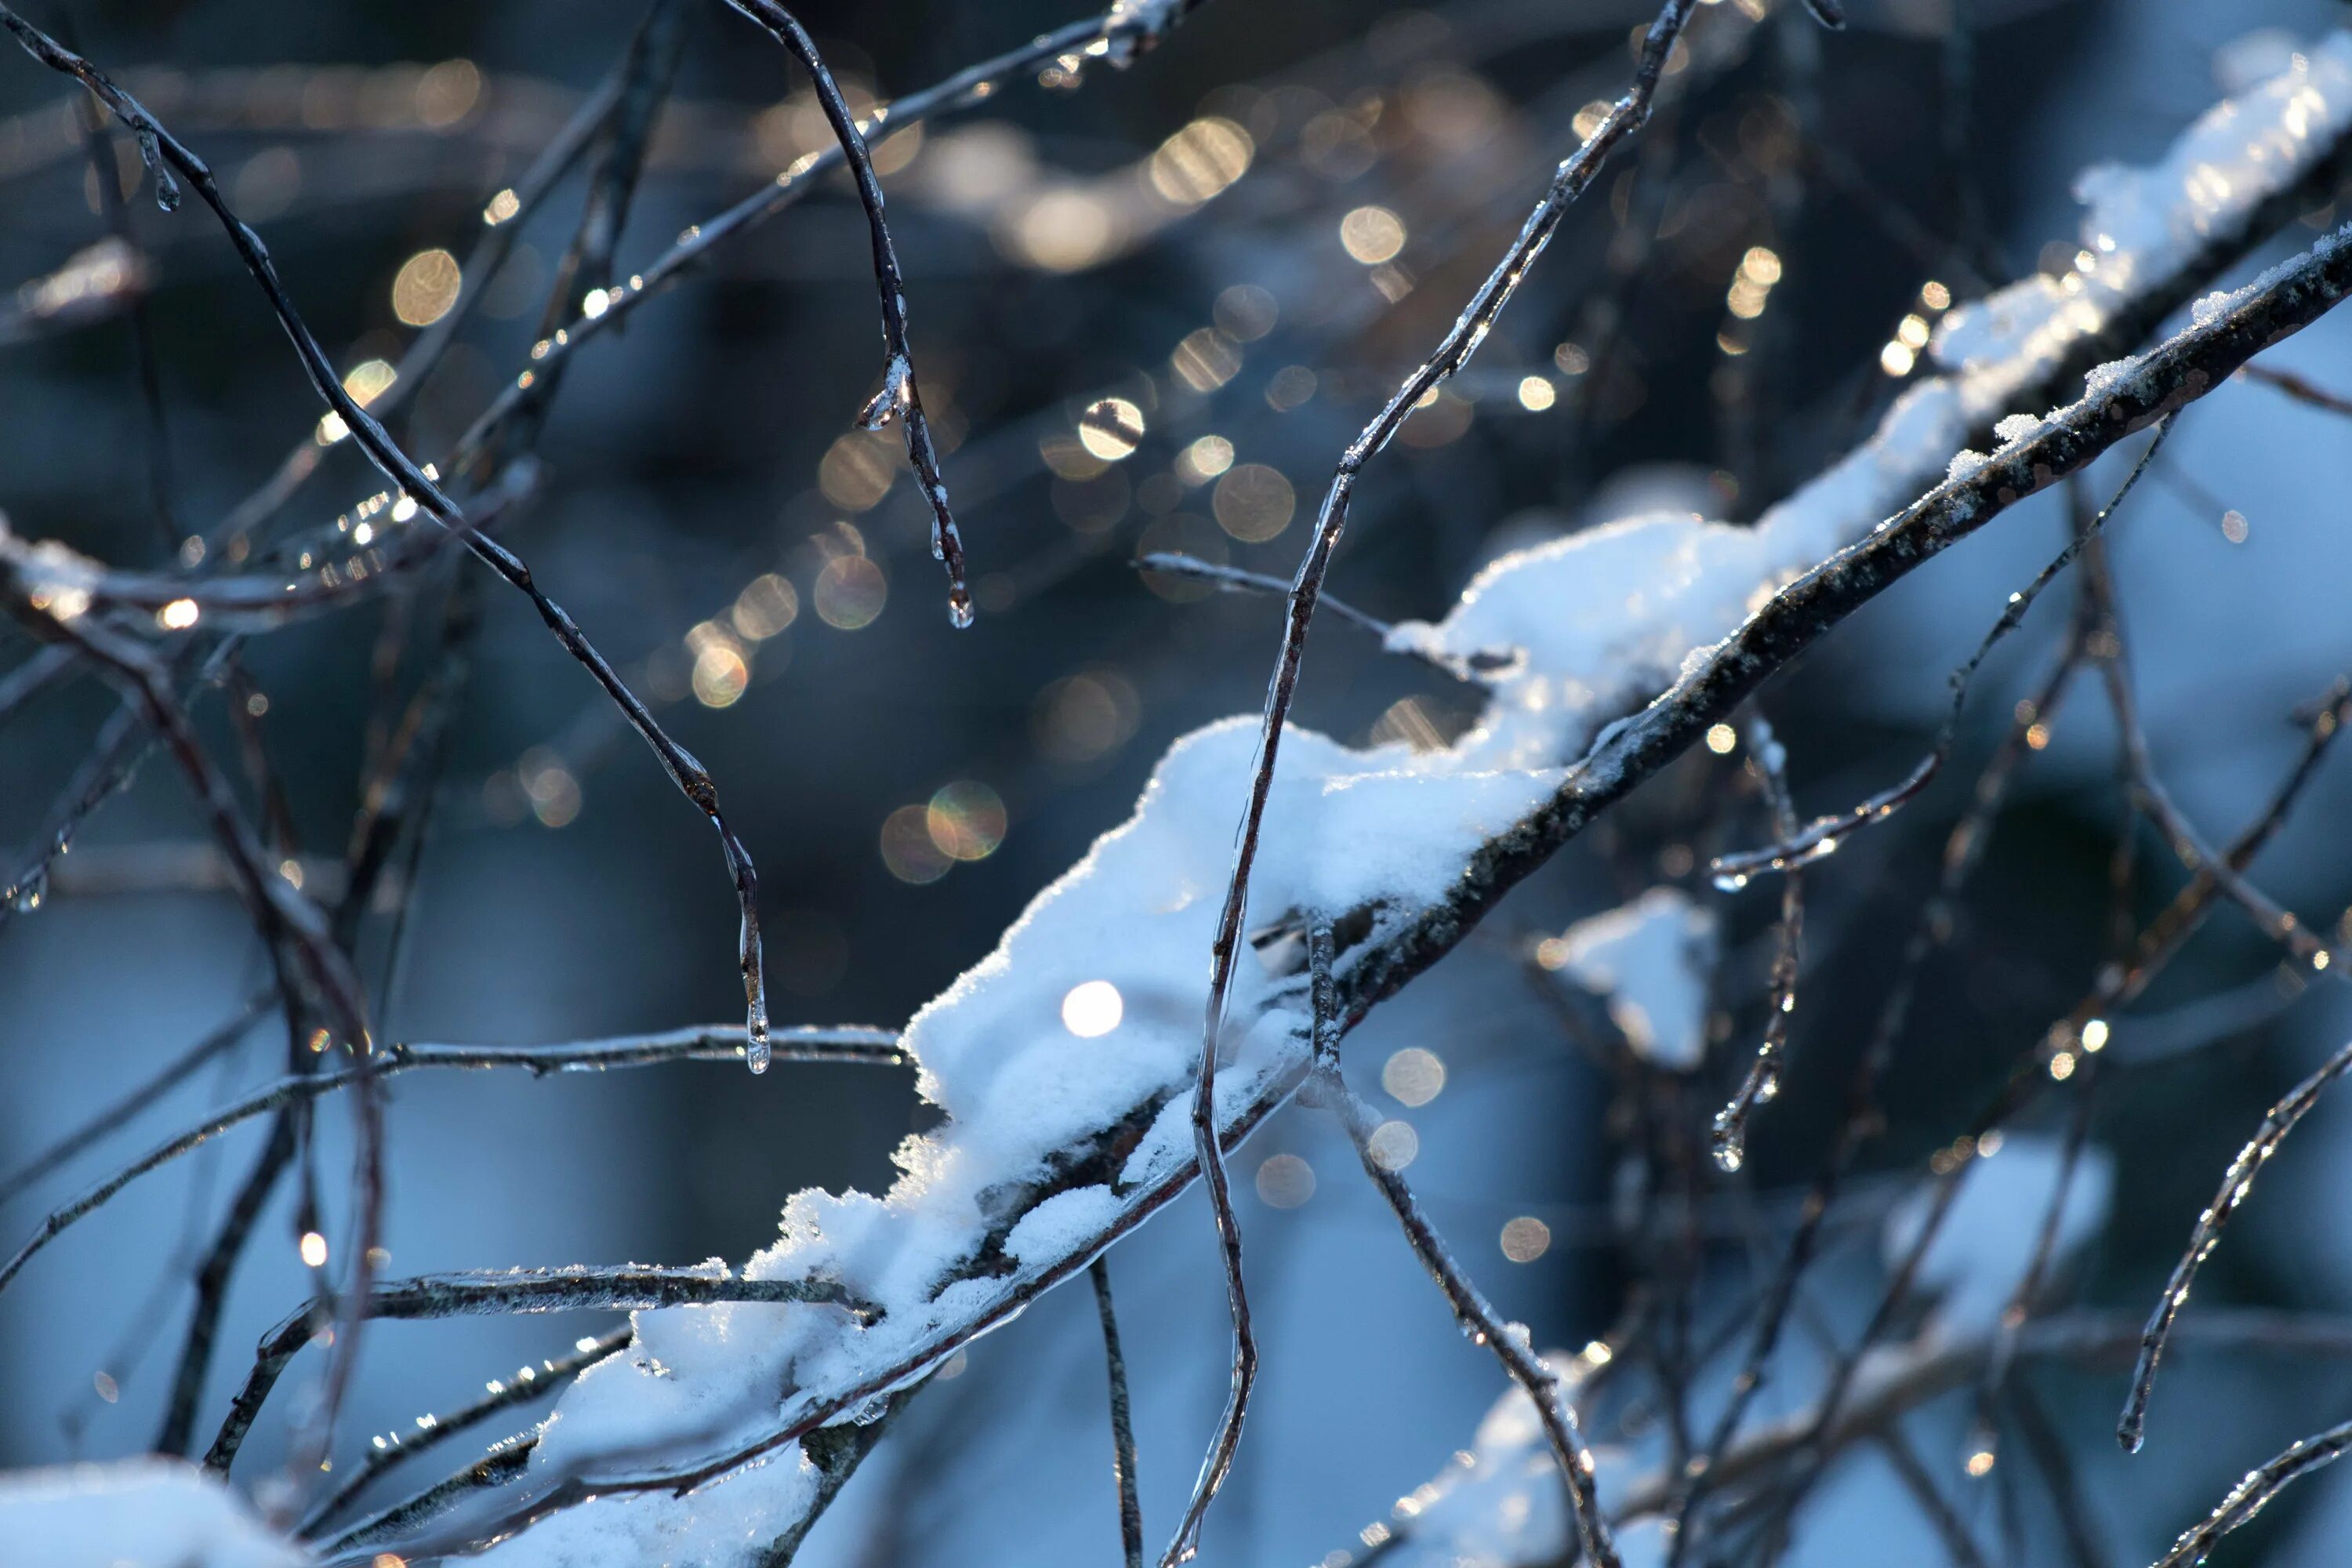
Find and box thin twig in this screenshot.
[2118,1033,2352,1454]
[2241,359,2352,418]
[2150,1412,2352,1568]
[0,988,271,1206]
[1321,1064,1620,1568]
[1091,1257,1145,1568]
[1709,712,1805,1173]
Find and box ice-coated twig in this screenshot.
[0,2,778,1069]
[1349,1308,2352,1564]
[1709,713,1805,1174]
[321,1431,543,1557]
[2149,1413,2352,1568]
[1662,426,2175,1562]
[2119,1036,2352,1454]
[1319,1062,1621,1568]
[1090,1258,1146,1568]
[1711,418,2172,884]
[1161,1033,1258,1567]
[0,1025,902,1302]
[298,1327,633,1537]
[1177,9,1698,1556]
[719,0,969,624]
[205,1268,868,1476]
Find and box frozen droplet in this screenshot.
[8,866,48,913]
[746,1019,771,1076]
[949,590,975,630]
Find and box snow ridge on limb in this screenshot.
[343,37,2352,1568]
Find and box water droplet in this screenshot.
[949,589,975,630]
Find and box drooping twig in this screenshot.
[719,0,969,625]
[1711,418,2172,884]
[1177,11,1700,1558]
[1091,1257,1145,1568]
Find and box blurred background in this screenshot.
[5,0,2352,1562]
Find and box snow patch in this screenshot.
[0,1459,307,1568]
[1546,889,1718,1070]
